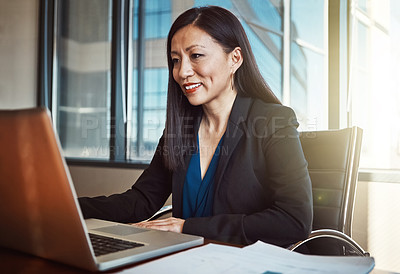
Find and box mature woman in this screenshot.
[79,6,313,247]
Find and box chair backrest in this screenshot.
[299,127,363,237]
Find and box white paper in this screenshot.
[121,241,375,274]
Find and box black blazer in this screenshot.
[79,95,313,246]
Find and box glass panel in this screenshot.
[54,0,112,159]
[291,0,325,49]
[290,42,307,121]
[243,23,283,99]
[351,7,400,169]
[351,22,369,152]
[240,0,283,33]
[195,0,233,9]
[230,0,284,98]
[290,0,327,131]
[370,0,390,36]
[291,44,326,131]
[358,0,368,12]
[128,0,171,161]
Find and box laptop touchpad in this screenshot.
[93,225,147,236]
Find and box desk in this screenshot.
[0,243,395,274]
[0,240,229,274]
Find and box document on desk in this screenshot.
[122,240,375,274]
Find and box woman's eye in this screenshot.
[191,53,203,59]
[171,58,180,65]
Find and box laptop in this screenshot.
[0,107,203,271]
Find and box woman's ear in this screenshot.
[230,47,243,74]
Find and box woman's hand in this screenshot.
[132,217,185,233]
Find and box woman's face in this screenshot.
[170,25,239,107]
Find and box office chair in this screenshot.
[289,126,369,256]
[150,127,369,256]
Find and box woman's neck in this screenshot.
[201,91,237,135]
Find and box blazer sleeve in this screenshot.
[182,106,313,246]
[78,136,172,223]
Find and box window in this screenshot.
[290,0,328,131]
[349,0,400,170]
[127,0,171,161]
[233,0,284,100]
[52,0,112,159]
[42,0,328,165]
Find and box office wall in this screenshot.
[70,165,174,208]
[0,0,38,109]
[69,165,143,197]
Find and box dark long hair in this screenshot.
[163,6,281,171]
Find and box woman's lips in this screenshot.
[183,83,202,94]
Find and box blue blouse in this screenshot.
[182,134,224,219]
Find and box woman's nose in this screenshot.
[178,58,194,79]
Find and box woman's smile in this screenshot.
[183,82,203,94]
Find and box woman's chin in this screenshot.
[185,94,204,106]
[187,100,203,107]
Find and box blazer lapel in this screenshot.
[213,95,252,197]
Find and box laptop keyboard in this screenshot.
[89,233,144,257]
